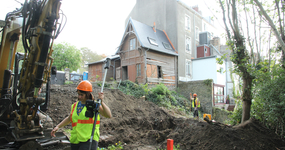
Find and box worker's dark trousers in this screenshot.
[71,140,98,150]
[193,109,199,118]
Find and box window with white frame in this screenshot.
[185,59,191,77]
[136,63,141,77]
[130,38,136,50]
[203,23,207,32]
[213,84,225,104]
[185,36,191,53]
[185,15,191,31]
[195,26,199,41]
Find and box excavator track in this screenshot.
[0,131,69,150]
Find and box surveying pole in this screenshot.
[89,57,111,150]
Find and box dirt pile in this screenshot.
[46,84,285,150]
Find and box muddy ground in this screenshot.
[44,83,285,150]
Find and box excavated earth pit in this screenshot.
[43,84,285,150]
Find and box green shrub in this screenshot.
[146,83,187,109]
[118,80,147,98]
[64,81,73,85]
[228,99,242,125]
[117,81,188,115]
[252,67,285,137]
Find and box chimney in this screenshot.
[192,5,202,15]
[210,37,220,52]
[153,22,156,32]
[192,5,199,13]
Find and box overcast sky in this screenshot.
[1,0,221,56]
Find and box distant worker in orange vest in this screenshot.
[51,80,112,150]
[190,93,200,119]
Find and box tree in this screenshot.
[80,47,104,67]
[79,47,104,73]
[52,42,82,71]
[217,0,284,135]
[248,0,285,137]
[252,0,285,67]
[218,0,271,122]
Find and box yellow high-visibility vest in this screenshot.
[192,98,200,108]
[70,102,100,144]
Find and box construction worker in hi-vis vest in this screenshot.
[190,93,200,119]
[51,80,112,150]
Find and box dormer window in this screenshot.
[162,42,172,50]
[148,37,158,46]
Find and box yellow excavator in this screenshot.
[0,0,67,149]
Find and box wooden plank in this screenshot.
[130,58,136,64]
[147,80,175,84]
[161,70,175,75]
[162,74,176,77]
[146,62,174,70]
[146,51,175,63]
[147,59,169,66]
[147,59,168,64]
[116,67,120,79]
[147,77,175,82]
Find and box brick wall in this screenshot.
[210,37,221,52]
[177,79,213,115]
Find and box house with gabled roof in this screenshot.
[86,55,120,82]
[116,18,178,87]
[125,1,237,112]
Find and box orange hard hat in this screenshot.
[193,93,197,97]
[77,80,92,92]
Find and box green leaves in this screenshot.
[228,99,243,125]
[80,47,104,66]
[216,54,227,65]
[52,42,82,72]
[51,42,104,73]
[118,80,148,98]
[118,81,188,110]
[252,67,285,137]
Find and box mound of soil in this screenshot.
[45,84,285,150]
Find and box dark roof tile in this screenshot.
[117,18,178,56]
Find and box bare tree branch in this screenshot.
[281,1,285,32]
[275,0,284,40]
[243,0,255,64]
[268,30,272,72]
[243,0,255,65]
[253,0,285,53]
[258,7,262,62]
[253,5,259,59]
[232,0,240,35]
[227,0,235,35]
[219,0,231,39]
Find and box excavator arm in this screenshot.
[0,0,64,149]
